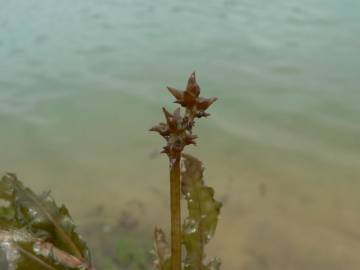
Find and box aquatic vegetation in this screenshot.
[181,154,222,270]
[150,73,222,270]
[0,173,94,270]
[0,73,222,270]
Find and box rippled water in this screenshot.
[1,1,360,269]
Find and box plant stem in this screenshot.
[170,156,181,270]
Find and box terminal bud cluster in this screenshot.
[150,72,217,162]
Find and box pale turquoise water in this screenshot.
[1,1,360,269]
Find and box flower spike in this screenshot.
[151,73,215,160]
[166,72,217,119]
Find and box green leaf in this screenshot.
[152,227,171,270]
[181,154,222,270]
[0,173,94,270]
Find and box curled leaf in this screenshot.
[152,227,171,270]
[33,241,90,269]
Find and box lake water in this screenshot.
[1,1,360,269]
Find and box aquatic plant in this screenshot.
[0,72,222,270]
[150,73,222,270]
[0,173,95,270]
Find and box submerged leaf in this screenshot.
[0,229,33,270]
[152,227,171,270]
[0,228,60,270]
[181,154,222,270]
[0,173,94,270]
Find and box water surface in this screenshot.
[1,1,360,269]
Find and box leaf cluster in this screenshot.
[0,173,94,270]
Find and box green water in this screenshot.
[1,1,360,269]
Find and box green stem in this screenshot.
[170,156,181,270]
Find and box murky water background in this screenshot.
[1,1,360,269]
